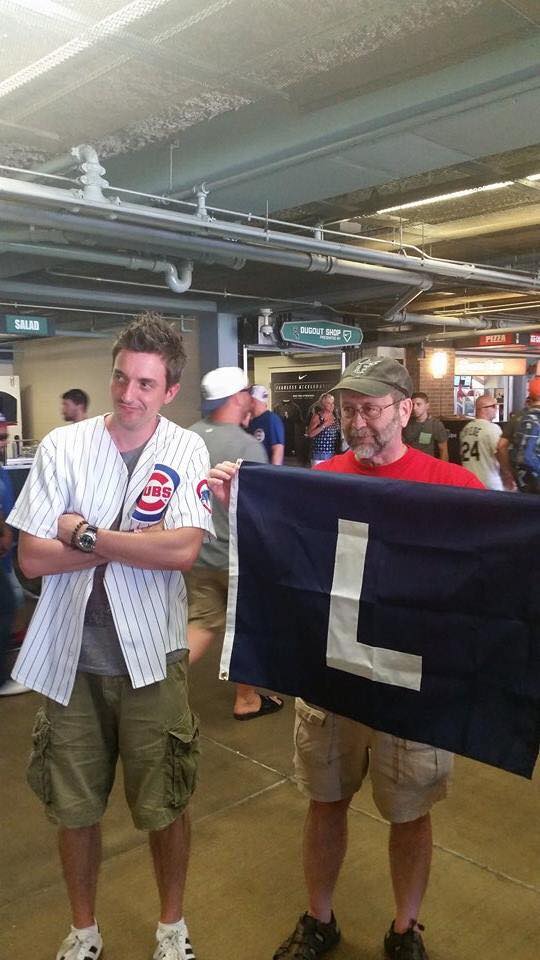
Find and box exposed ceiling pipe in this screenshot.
[0,201,427,287]
[434,300,540,316]
[377,311,536,334]
[391,313,530,329]
[398,313,493,328]
[0,213,246,270]
[0,241,194,295]
[71,144,109,203]
[1,330,112,346]
[15,153,75,183]
[419,291,528,309]
[0,280,215,314]
[0,227,66,242]
[163,261,192,293]
[46,270,335,312]
[0,299,150,321]
[55,330,111,339]
[0,172,538,291]
[382,282,432,320]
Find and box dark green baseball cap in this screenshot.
[333,357,412,397]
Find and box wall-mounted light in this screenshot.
[430,350,449,379]
[258,307,274,337]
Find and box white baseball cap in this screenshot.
[201,366,250,412]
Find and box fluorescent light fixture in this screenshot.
[0,0,171,100]
[376,182,513,215]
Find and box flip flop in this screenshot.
[234,694,284,721]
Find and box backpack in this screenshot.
[512,408,540,491]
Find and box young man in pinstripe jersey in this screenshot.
[8,314,214,960]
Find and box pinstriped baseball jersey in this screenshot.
[7,415,214,705]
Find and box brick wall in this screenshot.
[405,346,455,417]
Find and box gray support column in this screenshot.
[512,374,527,414]
[198,311,240,375]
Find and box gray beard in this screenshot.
[353,441,378,460]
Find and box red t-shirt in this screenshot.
[315,445,485,489]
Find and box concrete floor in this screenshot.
[1,644,538,960]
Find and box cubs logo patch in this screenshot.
[196,478,212,513]
[132,463,180,522]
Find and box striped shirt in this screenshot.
[7,415,214,704]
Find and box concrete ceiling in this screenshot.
[0,0,539,344]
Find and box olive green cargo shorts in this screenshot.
[27,657,199,831]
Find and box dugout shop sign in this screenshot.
[281,319,362,349]
[0,314,52,337]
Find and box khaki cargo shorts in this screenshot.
[26,657,199,831]
[185,566,229,634]
[294,699,453,823]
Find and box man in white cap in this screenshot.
[186,367,283,720]
[248,384,285,464]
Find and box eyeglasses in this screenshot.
[341,399,402,421]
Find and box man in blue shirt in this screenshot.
[0,414,28,696]
[248,385,285,464]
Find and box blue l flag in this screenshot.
[221,464,540,779]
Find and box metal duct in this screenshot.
[0,201,426,287]
[0,227,65,242]
[163,261,193,293]
[398,313,493,328]
[0,241,194,295]
[0,280,215,314]
[0,173,538,292]
[377,321,540,346]
[382,283,432,320]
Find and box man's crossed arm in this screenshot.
[19,515,203,578]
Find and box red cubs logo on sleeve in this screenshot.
[196,478,212,513]
[132,463,181,522]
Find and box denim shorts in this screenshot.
[27,657,199,830]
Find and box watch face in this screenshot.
[78,528,97,552]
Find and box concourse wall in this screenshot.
[13,324,202,441]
